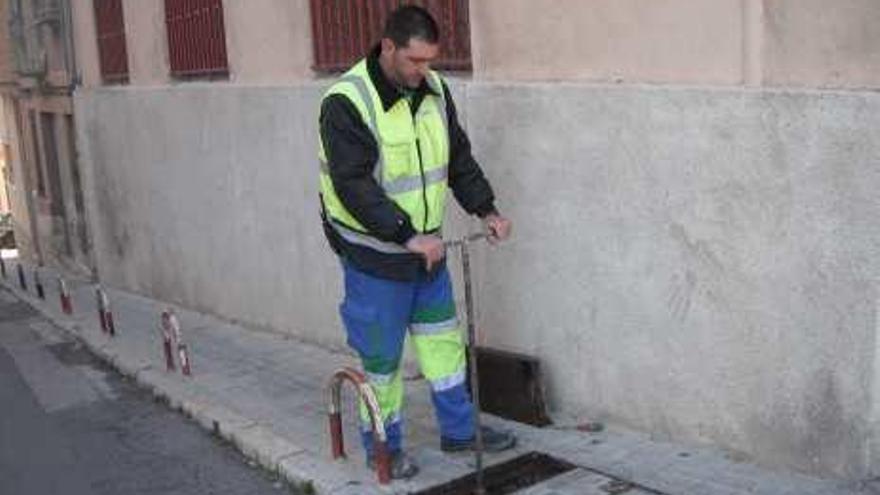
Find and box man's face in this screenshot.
[382,37,440,89]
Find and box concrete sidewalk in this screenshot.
[0,257,875,495]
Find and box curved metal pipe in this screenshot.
[326,367,391,484]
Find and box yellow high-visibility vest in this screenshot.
[319,59,450,253]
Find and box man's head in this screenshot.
[379,6,440,90]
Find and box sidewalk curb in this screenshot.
[5,269,869,495]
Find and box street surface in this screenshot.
[0,288,307,495]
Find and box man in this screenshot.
[318,5,516,479]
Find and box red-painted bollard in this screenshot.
[374,442,391,485]
[58,277,73,314]
[329,411,344,459]
[326,367,391,485]
[165,310,191,376]
[160,311,176,371]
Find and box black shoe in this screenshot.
[441,426,517,453]
[366,451,420,480]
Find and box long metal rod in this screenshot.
[462,241,485,494]
[447,232,488,495]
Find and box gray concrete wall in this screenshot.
[74,84,346,350]
[74,82,880,479]
[464,84,880,479]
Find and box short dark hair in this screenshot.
[383,5,439,47]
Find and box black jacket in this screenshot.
[319,47,497,281]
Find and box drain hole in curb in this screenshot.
[411,452,575,495]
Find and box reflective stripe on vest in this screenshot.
[319,59,450,250]
[334,74,385,186]
[320,159,448,196]
[328,218,410,254]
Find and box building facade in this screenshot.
[0,0,13,217]
[6,0,880,480]
[2,0,91,272]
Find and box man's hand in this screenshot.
[405,234,446,271]
[483,213,512,245]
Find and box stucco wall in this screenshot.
[122,0,169,86]
[75,82,880,478]
[70,0,880,88]
[470,0,746,84]
[72,0,101,87]
[224,0,313,84]
[762,0,880,88]
[74,0,314,87]
[470,0,880,88]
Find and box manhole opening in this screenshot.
[412,452,575,495]
[47,341,97,366]
[470,347,552,427]
[0,301,37,321]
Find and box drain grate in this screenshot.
[412,452,575,495]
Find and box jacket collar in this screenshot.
[366,44,440,113]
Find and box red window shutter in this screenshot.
[310,0,471,73]
[94,0,130,83]
[164,0,229,78]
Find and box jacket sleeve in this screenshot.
[442,82,498,218]
[320,94,416,244]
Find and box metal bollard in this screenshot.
[96,287,107,333]
[96,287,115,336]
[164,310,191,376]
[106,309,116,336]
[17,263,26,291]
[0,256,6,278]
[160,311,176,371]
[58,278,73,314]
[33,268,44,299]
[326,367,391,485]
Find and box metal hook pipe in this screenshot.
[325,367,392,484]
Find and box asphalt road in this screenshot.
[0,289,307,495]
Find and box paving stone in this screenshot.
[279,451,372,494]
[230,423,305,470]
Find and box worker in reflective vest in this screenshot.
[318,5,516,480]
